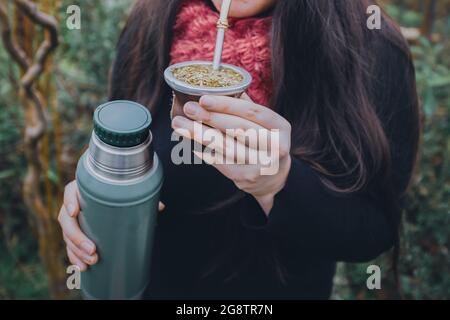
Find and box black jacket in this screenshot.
[142,38,418,299]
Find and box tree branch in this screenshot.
[0,2,31,69]
[15,0,59,87]
[0,0,66,298]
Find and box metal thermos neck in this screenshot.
[87,131,154,181]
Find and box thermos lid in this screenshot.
[93,101,152,148]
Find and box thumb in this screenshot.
[158,201,166,212]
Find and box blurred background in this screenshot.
[0,0,448,300]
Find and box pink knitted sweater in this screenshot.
[170,0,273,106]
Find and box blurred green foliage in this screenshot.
[334,4,450,300]
[0,1,448,299]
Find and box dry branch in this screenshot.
[0,2,30,69]
[0,0,66,299]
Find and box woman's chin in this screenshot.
[211,0,276,18]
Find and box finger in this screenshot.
[185,102,282,154]
[67,247,87,272]
[64,234,98,265]
[170,92,182,120]
[64,181,80,218]
[172,116,256,164]
[199,95,289,131]
[58,205,96,255]
[183,102,269,150]
[193,150,236,178]
[172,116,227,157]
[193,150,260,182]
[240,92,253,102]
[158,202,165,212]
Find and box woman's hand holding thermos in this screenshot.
[58,181,165,272]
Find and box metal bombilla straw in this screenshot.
[212,0,232,70]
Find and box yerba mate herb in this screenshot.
[172,64,244,87]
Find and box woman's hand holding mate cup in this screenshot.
[171,93,292,215]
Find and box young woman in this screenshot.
[58,0,420,299]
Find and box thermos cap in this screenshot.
[93,101,152,148]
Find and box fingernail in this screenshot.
[172,116,189,129]
[81,241,95,254]
[83,255,96,264]
[184,102,198,116]
[201,96,215,107]
[67,204,75,216]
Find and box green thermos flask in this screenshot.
[76,100,163,300]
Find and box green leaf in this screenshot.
[423,87,438,117]
[0,170,16,180]
[428,76,450,88]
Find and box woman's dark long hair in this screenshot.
[110,0,420,287]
